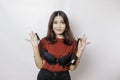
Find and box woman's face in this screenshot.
[53,15,66,37]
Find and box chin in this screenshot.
[56,32,63,35]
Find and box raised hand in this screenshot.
[78,34,90,50]
[26,32,39,47]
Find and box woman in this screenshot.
[26,11,90,80]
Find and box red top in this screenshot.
[38,37,78,72]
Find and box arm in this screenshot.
[26,32,44,69]
[69,48,84,71]
[33,46,44,69]
[69,34,90,71]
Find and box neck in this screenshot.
[56,35,64,39]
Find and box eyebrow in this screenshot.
[53,19,64,22]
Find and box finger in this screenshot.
[84,37,87,42]
[87,42,91,44]
[83,34,88,42]
[83,34,86,39]
[29,33,32,38]
[31,32,36,39]
[78,39,81,44]
[25,38,31,42]
[81,34,86,40]
[34,34,37,39]
[82,37,87,42]
[32,31,34,35]
[32,31,36,36]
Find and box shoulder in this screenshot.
[73,39,77,45]
[38,37,48,48]
[72,39,79,47]
[40,37,46,42]
[40,37,48,44]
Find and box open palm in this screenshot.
[78,34,90,50]
[26,32,39,47]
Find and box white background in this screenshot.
[0,0,120,80]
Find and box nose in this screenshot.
[57,23,61,28]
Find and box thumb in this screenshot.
[25,39,31,42]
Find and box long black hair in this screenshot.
[46,11,75,45]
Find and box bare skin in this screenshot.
[26,32,44,69]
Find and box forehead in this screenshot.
[54,15,64,21]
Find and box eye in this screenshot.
[53,21,57,24]
[61,21,65,24]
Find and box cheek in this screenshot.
[52,24,56,30]
[53,24,56,28]
[62,25,66,31]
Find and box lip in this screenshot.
[56,29,62,31]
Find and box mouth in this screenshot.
[56,29,62,31]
